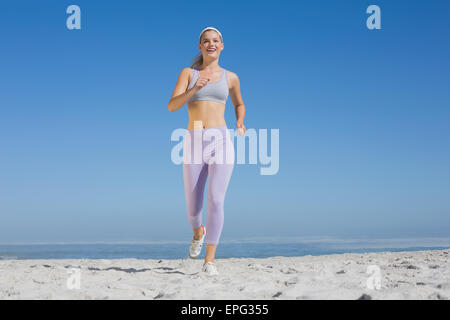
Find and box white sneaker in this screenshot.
[202,261,219,276]
[189,225,206,259]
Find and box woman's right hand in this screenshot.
[194,72,211,90]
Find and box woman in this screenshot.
[168,27,246,276]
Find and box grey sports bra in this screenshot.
[187,67,229,105]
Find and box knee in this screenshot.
[187,201,203,216]
[208,197,224,212]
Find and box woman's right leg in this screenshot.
[183,129,208,233]
[183,162,208,233]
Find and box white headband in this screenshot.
[199,27,223,42]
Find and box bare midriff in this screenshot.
[187,100,227,130]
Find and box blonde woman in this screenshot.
[168,27,246,276]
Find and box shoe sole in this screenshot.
[189,226,206,259]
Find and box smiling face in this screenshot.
[198,30,224,59]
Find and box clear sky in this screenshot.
[1,0,449,244]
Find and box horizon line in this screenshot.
[1,236,450,248]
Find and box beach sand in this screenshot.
[0,248,448,300]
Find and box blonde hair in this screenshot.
[190,29,223,69]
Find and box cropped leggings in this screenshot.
[182,125,235,246]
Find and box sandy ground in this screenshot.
[0,248,448,300]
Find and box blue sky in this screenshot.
[0,0,449,244]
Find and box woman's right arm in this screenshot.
[168,68,199,112]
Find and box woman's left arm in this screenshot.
[228,71,246,134]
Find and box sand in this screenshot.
[0,248,448,300]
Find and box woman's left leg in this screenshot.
[204,127,235,248]
[204,160,234,247]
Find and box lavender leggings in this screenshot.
[182,125,235,246]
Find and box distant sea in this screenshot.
[1,237,449,260]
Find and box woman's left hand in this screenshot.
[236,121,246,136]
